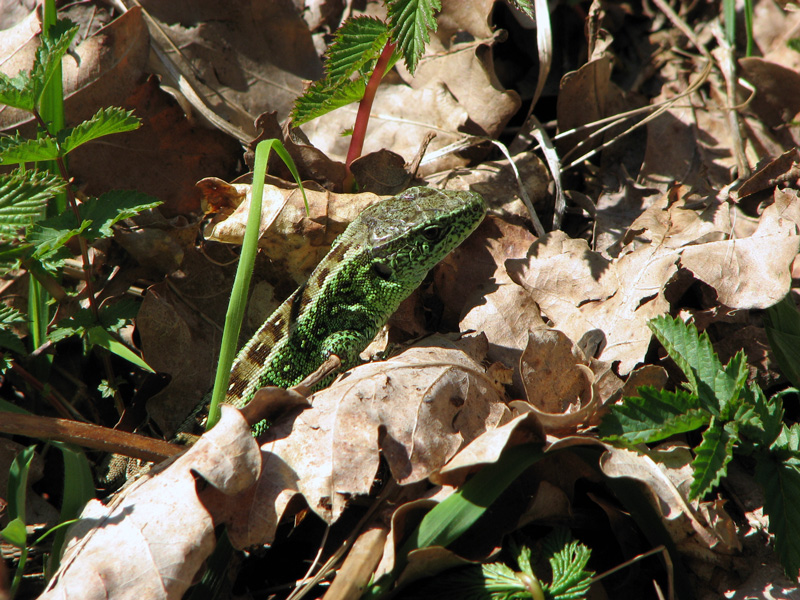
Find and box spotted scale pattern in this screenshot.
[224,187,487,409]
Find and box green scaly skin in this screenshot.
[224,186,486,409]
[188,187,485,599]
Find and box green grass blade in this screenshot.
[206,139,307,430]
[46,441,94,577]
[86,326,154,372]
[402,444,543,558]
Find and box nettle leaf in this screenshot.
[755,453,800,578]
[747,386,785,448]
[387,0,441,74]
[28,218,91,260]
[60,108,140,154]
[649,316,724,414]
[292,77,367,126]
[0,19,77,112]
[80,190,161,240]
[0,135,60,165]
[598,386,709,445]
[0,243,31,276]
[0,168,64,237]
[716,350,748,412]
[542,529,594,599]
[326,17,391,82]
[30,20,79,107]
[773,423,800,456]
[0,71,35,111]
[689,417,738,499]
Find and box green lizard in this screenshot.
[223,185,487,412]
[103,186,484,483]
[175,186,486,598]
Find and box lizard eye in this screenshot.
[422,225,444,241]
[372,261,393,280]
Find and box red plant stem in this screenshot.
[343,40,397,191]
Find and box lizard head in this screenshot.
[361,186,487,284]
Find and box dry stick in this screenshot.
[710,21,751,181]
[558,60,713,171]
[650,0,750,182]
[0,412,180,462]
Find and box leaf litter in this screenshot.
[3,0,800,598]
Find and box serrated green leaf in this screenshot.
[717,350,748,410]
[30,21,78,107]
[0,243,31,277]
[689,418,737,499]
[542,529,594,599]
[755,453,800,579]
[0,71,35,111]
[598,386,709,445]
[387,0,440,74]
[748,386,785,448]
[28,218,90,260]
[773,423,800,455]
[326,17,391,82]
[60,107,140,154]
[0,135,61,165]
[0,168,63,237]
[49,298,139,344]
[649,315,725,414]
[80,190,161,239]
[292,77,367,125]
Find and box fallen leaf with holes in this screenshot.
[228,335,510,548]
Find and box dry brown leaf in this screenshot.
[301,82,470,176]
[41,407,261,600]
[136,0,322,124]
[679,191,800,309]
[507,228,678,375]
[136,254,233,434]
[508,189,800,374]
[202,180,385,284]
[227,336,509,548]
[433,411,543,486]
[460,282,544,398]
[511,329,614,432]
